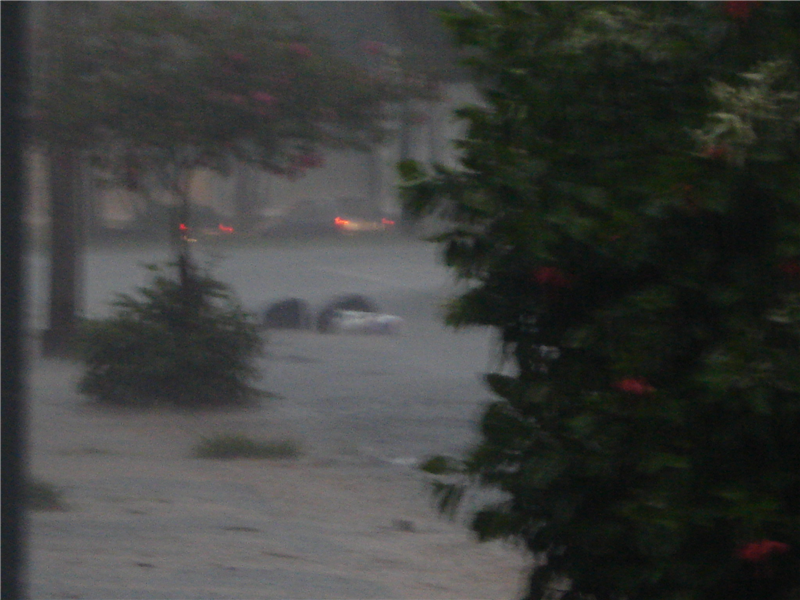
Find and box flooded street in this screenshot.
[23,236,527,599]
[26,235,501,462]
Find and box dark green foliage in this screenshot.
[403,3,800,599]
[192,434,300,459]
[79,262,264,408]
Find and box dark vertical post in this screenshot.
[397,98,416,234]
[2,3,30,599]
[81,153,99,242]
[170,167,198,323]
[399,98,412,163]
[366,148,382,215]
[41,2,83,357]
[42,146,82,356]
[428,98,439,165]
[234,160,258,232]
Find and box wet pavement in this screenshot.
[23,236,528,599]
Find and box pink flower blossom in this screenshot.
[362,40,387,55]
[291,152,324,169]
[736,540,790,563]
[289,42,312,58]
[724,1,761,21]
[701,144,732,160]
[614,378,655,395]
[778,260,800,278]
[226,51,247,63]
[251,91,276,105]
[533,267,571,288]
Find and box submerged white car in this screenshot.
[328,310,404,335]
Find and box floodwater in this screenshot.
[23,234,528,599]
[25,235,502,461]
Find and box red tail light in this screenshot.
[219,224,234,234]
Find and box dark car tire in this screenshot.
[263,298,313,330]
[316,294,379,333]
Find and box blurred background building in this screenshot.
[24,2,482,241]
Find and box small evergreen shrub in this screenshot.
[78,262,264,408]
[192,434,300,459]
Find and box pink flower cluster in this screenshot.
[362,40,387,55]
[251,91,276,105]
[289,42,312,58]
[292,153,324,169]
[533,267,570,288]
[736,540,790,563]
[614,378,655,395]
[226,51,248,64]
[778,259,800,278]
[724,1,761,21]
[701,144,732,160]
[281,152,326,180]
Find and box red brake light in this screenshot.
[219,224,234,233]
[382,218,395,226]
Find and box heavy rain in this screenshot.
[15,3,529,598]
[13,2,800,599]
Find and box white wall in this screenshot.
[24,82,483,230]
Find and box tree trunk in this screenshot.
[169,168,198,321]
[42,145,83,357]
[234,160,259,232]
[428,100,440,165]
[41,2,85,357]
[399,99,413,163]
[366,147,382,215]
[80,155,102,241]
[397,101,415,234]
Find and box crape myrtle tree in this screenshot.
[401,2,800,599]
[28,2,430,404]
[27,2,416,353]
[29,2,401,198]
[84,2,395,296]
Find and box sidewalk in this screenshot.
[26,353,529,600]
